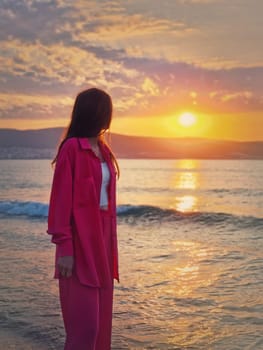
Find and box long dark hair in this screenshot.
[52,88,119,177]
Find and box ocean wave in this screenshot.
[117,204,263,228]
[0,200,48,218]
[0,201,263,228]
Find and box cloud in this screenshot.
[208,90,262,111]
[0,91,73,119]
[0,39,167,118]
[1,0,262,68]
[0,37,140,87]
[220,91,253,103]
[79,14,192,41]
[0,0,262,125]
[178,0,223,3]
[142,78,159,96]
[1,36,262,120]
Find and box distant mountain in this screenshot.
[0,127,263,159]
[0,127,63,148]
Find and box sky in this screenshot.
[0,0,262,140]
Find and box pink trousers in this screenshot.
[59,210,114,350]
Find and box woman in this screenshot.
[47,88,119,350]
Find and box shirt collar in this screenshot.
[78,137,110,156]
[78,137,92,150]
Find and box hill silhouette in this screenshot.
[0,128,263,159]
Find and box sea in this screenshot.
[0,158,262,350]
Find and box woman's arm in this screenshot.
[47,141,75,276]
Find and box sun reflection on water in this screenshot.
[116,229,223,347]
[176,171,197,189]
[171,159,200,212]
[176,195,197,212]
[161,240,218,297]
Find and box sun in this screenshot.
[178,112,197,127]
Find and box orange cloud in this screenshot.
[0,39,139,85]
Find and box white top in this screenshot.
[100,162,110,208]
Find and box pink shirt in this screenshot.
[47,137,119,287]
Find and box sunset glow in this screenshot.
[178,113,197,128]
[0,1,262,141]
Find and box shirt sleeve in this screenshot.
[47,141,74,256]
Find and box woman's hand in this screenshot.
[57,256,74,278]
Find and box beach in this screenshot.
[0,158,262,349]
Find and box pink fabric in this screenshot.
[59,210,114,350]
[47,137,119,287]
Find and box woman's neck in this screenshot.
[87,136,99,146]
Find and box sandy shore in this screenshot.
[0,330,48,350]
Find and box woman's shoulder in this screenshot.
[60,137,79,151]
[58,137,79,160]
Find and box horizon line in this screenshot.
[0,127,263,143]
